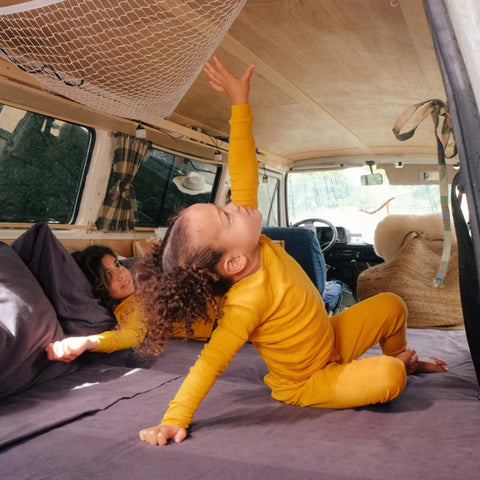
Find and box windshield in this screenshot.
[287,167,444,244]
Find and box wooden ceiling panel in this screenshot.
[0,0,448,166]
[173,0,447,163]
[170,46,363,157]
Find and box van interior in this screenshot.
[0,1,479,479]
[0,0,465,293]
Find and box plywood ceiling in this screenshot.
[0,0,447,168]
[168,0,446,165]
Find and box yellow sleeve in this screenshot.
[160,319,249,428]
[161,287,263,428]
[92,295,146,353]
[160,105,260,428]
[228,103,258,209]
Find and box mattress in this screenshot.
[1,328,478,480]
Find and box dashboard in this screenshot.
[316,226,348,245]
[315,226,384,295]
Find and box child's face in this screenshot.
[101,254,135,300]
[185,202,262,256]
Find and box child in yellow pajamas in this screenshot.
[46,245,211,363]
[46,246,146,362]
[137,57,447,446]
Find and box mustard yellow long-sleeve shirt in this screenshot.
[92,294,213,353]
[161,104,333,428]
[92,294,146,353]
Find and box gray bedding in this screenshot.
[1,328,479,480]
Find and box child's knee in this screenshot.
[375,355,407,402]
[375,292,408,333]
[377,292,407,316]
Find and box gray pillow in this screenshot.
[11,223,117,335]
[0,242,74,398]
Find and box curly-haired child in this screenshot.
[137,56,447,446]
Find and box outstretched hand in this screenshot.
[46,336,98,363]
[204,56,255,105]
[139,424,187,446]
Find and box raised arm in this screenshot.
[139,58,258,447]
[204,57,258,208]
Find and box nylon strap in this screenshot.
[392,99,457,287]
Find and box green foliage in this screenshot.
[0,106,91,223]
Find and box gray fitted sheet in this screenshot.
[0,328,478,480]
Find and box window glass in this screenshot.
[287,166,453,244]
[131,148,220,227]
[258,174,280,226]
[227,172,280,226]
[0,104,92,223]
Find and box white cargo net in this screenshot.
[0,0,246,121]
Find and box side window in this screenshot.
[227,172,280,226]
[131,148,220,227]
[0,104,93,224]
[258,174,280,226]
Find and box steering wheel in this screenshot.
[291,218,338,253]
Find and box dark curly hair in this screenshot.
[72,245,122,313]
[135,211,233,356]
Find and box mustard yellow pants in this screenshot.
[295,292,408,409]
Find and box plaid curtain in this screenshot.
[96,133,151,231]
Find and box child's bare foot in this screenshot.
[396,350,448,374]
[396,349,418,375]
[415,357,448,373]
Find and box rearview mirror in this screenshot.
[361,173,383,186]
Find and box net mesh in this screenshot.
[0,0,246,121]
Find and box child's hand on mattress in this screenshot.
[46,336,99,362]
[139,424,187,446]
